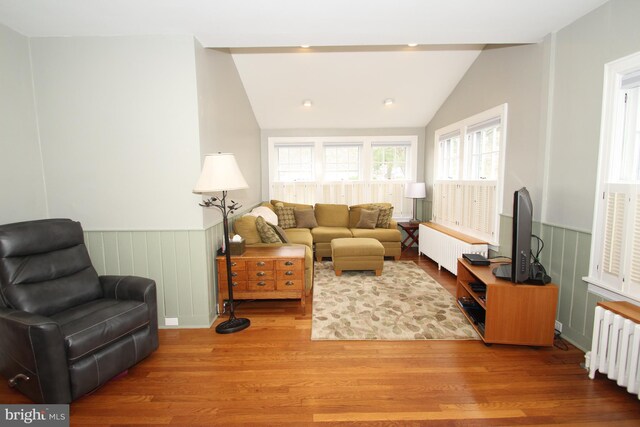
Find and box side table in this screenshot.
[398,221,420,253]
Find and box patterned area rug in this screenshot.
[311,261,479,341]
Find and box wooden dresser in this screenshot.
[216,246,306,314]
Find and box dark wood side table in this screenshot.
[398,221,420,253]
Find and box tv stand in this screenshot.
[456,258,558,346]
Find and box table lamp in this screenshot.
[405,182,426,223]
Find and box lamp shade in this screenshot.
[405,182,426,199]
[193,153,248,194]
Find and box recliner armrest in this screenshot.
[99,276,159,350]
[0,308,71,403]
[100,275,156,303]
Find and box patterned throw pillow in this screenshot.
[275,205,297,229]
[255,216,282,243]
[368,203,393,228]
[356,208,379,229]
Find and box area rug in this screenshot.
[311,261,479,341]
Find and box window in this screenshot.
[432,104,507,244]
[275,144,314,182]
[372,143,409,180]
[324,144,361,181]
[268,136,418,219]
[587,52,640,303]
[467,118,501,180]
[437,132,461,180]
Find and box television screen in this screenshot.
[493,187,533,283]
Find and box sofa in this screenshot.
[232,200,402,295]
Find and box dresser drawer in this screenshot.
[247,270,275,280]
[247,280,275,291]
[247,260,274,270]
[275,259,302,270]
[218,260,246,272]
[276,279,302,290]
[220,270,247,281]
[218,279,246,294]
[277,269,301,280]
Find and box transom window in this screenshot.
[324,144,361,181]
[372,144,409,180]
[275,145,314,182]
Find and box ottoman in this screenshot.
[331,237,384,276]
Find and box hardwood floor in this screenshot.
[2,248,640,425]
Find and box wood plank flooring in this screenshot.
[2,249,639,425]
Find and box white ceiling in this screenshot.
[0,0,610,129]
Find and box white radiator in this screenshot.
[418,223,488,275]
[587,305,640,398]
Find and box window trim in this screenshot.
[267,135,418,219]
[432,103,508,245]
[585,50,640,303]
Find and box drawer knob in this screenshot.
[257,271,266,277]
[257,281,266,287]
[231,272,238,277]
[232,282,239,287]
[285,281,294,286]
[285,261,294,266]
[231,262,237,267]
[257,261,265,266]
[285,271,294,276]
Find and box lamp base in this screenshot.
[409,218,420,224]
[215,316,250,334]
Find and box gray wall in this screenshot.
[1,29,262,328]
[194,43,262,229]
[0,23,48,224]
[29,35,204,231]
[425,0,640,350]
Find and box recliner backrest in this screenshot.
[0,219,102,316]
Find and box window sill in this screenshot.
[582,276,640,304]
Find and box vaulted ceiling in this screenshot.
[0,0,609,129]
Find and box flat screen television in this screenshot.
[493,187,533,283]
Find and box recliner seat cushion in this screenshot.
[52,299,150,363]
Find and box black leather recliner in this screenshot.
[0,218,159,403]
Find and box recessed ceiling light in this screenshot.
[407,43,418,47]
[300,45,310,48]
[383,98,394,106]
[302,99,313,107]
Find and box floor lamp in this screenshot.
[405,182,426,223]
[193,153,250,334]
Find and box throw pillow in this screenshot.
[275,205,297,229]
[268,223,290,243]
[368,203,394,228]
[246,206,278,225]
[356,208,379,229]
[294,208,318,228]
[255,216,282,243]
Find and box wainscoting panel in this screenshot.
[84,228,221,328]
[497,215,605,351]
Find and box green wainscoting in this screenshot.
[83,218,237,328]
[498,215,605,351]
